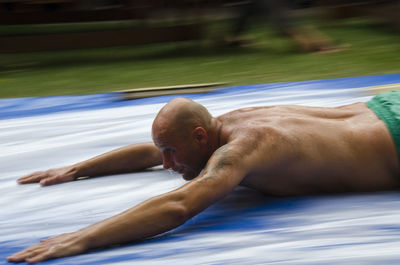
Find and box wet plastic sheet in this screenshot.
[2,74,400,265]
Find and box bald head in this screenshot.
[152,98,219,179]
[152,98,213,138]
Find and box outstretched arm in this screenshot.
[18,142,163,186]
[8,143,248,264]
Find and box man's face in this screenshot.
[153,131,206,180]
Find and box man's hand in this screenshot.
[16,143,162,187]
[18,166,78,186]
[7,232,88,264]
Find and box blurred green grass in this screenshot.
[0,18,399,98]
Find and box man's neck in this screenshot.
[208,118,223,156]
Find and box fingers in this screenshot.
[39,175,59,186]
[18,172,47,184]
[7,233,85,264]
[18,172,69,186]
[18,172,62,187]
[18,166,77,186]
[26,251,54,264]
[8,247,53,264]
[40,175,67,186]
[7,244,47,263]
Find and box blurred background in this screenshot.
[0,0,399,98]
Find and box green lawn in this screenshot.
[1,19,399,98]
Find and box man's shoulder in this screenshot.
[223,126,284,158]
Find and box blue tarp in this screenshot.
[1,74,400,265]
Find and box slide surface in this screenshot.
[2,74,400,264]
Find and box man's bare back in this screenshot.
[218,103,399,195]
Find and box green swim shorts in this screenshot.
[366,90,400,159]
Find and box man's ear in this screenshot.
[192,127,208,145]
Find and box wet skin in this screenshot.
[215,103,399,195]
[155,102,400,196]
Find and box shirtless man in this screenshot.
[7,91,400,263]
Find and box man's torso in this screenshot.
[217,103,400,195]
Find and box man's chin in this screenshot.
[181,169,201,181]
[182,173,195,181]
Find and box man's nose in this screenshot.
[162,152,174,169]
